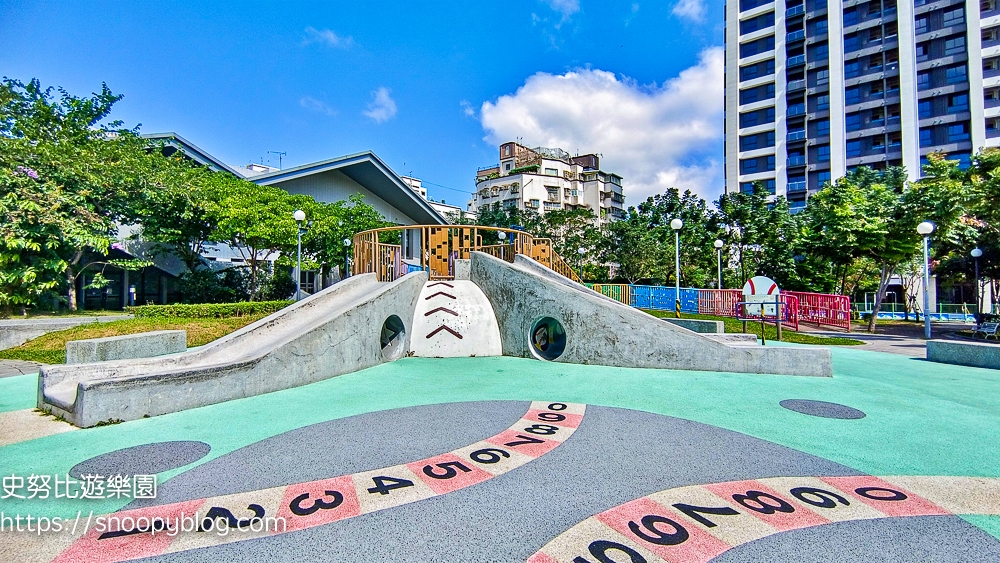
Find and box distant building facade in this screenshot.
[469,143,625,223]
[400,176,477,223]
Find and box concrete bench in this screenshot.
[66,330,187,364]
[926,339,1000,370]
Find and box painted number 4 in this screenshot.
[366,476,414,495]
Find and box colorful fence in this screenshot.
[586,285,850,332]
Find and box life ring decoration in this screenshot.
[741,276,780,318]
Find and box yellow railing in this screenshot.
[589,284,631,305]
[352,225,581,283]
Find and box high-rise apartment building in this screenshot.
[725,0,998,208]
[469,143,625,223]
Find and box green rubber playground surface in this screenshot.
[2,345,999,559]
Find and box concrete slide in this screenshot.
[38,272,426,427]
[409,280,502,358]
[470,252,833,377]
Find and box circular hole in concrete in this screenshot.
[529,316,566,361]
[69,441,211,479]
[380,315,406,360]
[779,399,866,420]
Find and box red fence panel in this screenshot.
[784,291,852,332]
[698,290,743,316]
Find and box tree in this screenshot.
[303,193,393,280]
[715,184,800,289]
[600,209,660,284]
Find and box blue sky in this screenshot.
[0,0,725,205]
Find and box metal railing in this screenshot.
[352,225,582,283]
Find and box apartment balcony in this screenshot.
[787,181,807,192]
[787,103,806,116]
[786,29,806,42]
[785,4,805,17]
[986,98,1000,108]
[787,155,807,167]
[986,68,1000,79]
[787,79,806,91]
[786,54,806,67]
[988,128,1000,139]
[787,129,807,141]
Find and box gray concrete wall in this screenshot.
[38,272,426,427]
[470,252,832,377]
[0,316,131,351]
[66,330,187,365]
[661,318,724,333]
[927,339,1000,370]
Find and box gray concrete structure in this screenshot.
[470,252,833,377]
[927,338,1000,370]
[37,272,426,427]
[65,330,186,365]
[661,317,725,333]
[0,316,130,351]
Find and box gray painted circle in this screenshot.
[70,441,211,479]
[780,399,867,419]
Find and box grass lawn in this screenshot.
[642,309,864,346]
[0,316,265,364]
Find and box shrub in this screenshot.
[179,267,253,304]
[126,300,293,319]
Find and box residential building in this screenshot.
[401,176,477,223]
[469,143,625,223]
[725,0,992,210]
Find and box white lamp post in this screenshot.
[714,239,724,289]
[293,209,306,301]
[972,247,983,315]
[498,231,507,260]
[343,238,352,278]
[917,221,935,339]
[577,247,586,279]
[670,218,683,316]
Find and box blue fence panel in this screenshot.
[629,286,699,313]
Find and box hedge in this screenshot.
[125,300,293,319]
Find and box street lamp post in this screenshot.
[917,221,935,339]
[343,238,352,278]
[670,218,683,317]
[714,239,724,289]
[293,209,306,301]
[498,231,507,260]
[972,247,983,315]
[577,247,586,280]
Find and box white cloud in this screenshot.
[479,48,724,203]
[299,96,337,116]
[460,100,476,117]
[363,87,398,123]
[303,26,356,48]
[672,0,706,22]
[544,0,580,17]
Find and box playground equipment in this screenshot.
[38,227,833,427]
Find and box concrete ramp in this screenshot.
[38,272,427,427]
[410,280,502,358]
[470,252,832,377]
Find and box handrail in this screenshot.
[352,225,582,283]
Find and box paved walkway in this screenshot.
[0,359,44,378]
[798,321,980,357]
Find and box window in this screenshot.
[943,7,964,27]
[740,179,776,193]
[946,64,968,84]
[917,71,931,90]
[739,59,775,81]
[503,145,511,157]
[845,87,861,104]
[920,128,933,147]
[739,82,776,104]
[817,145,830,161]
[845,61,861,78]
[739,0,771,11]
[740,11,775,34]
[741,131,776,150]
[843,9,858,26]
[815,20,827,34]
[740,35,775,58]
[919,100,933,119]
[915,17,928,34]
[846,113,862,131]
[948,93,969,112]
[847,140,862,157]
[740,158,760,174]
[765,155,776,171]
[916,43,928,62]
[816,94,830,110]
[814,69,829,86]
[544,168,558,176]
[813,44,828,60]
[948,123,970,141]
[529,199,540,208]
[505,163,512,171]
[949,152,972,169]
[818,171,831,186]
[844,34,860,51]
[945,36,966,56]
[739,107,775,127]
[816,119,830,136]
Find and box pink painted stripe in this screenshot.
[524,409,584,429]
[597,497,730,563]
[485,429,560,458]
[52,499,206,563]
[276,475,361,531]
[820,476,949,518]
[408,453,492,495]
[704,480,828,532]
[526,552,561,563]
